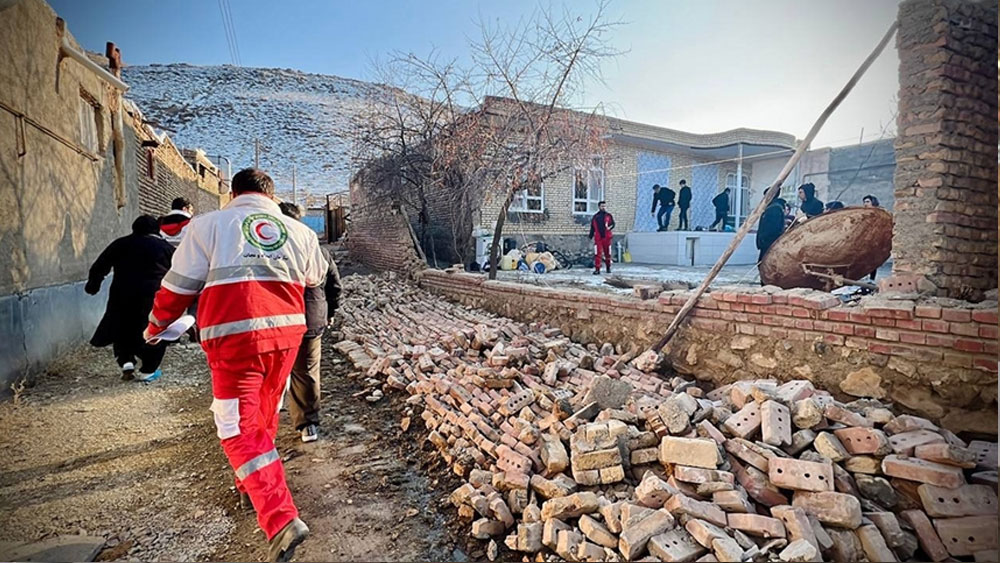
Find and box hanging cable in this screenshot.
[217,0,237,65]
[222,0,243,66]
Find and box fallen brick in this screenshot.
[472,518,507,538]
[723,402,761,439]
[665,494,727,528]
[555,529,585,561]
[619,508,676,560]
[542,517,570,550]
[673,466,735,485]
[635,472,678,508]
[540,491,600,520]
[660,436,720,469]
[917,483,997,517]
[791,491,862,529]
[727,513,786,539]
[882,455,966,488]
[888,430,946,456]
[712,489,754,514]
[648,528,707,563]
[761,400,792,447]
[833,427,891,456]
[778,539,819,562]
[813,432,850,462]
[711,536,744,562]
[914,442,978,468]
[933,516,999,557]
[826,527,864,563]
[770,506,819,554]
[855,523,898,563]
[899,509,948,562]
[768,457,834,492]
[579,514,618,549]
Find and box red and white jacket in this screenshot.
[159,209,192,247]
[146,193,328,360]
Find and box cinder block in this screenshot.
[768,457,834,492]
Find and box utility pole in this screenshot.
[254,138,260,168]
[291,164,297,206]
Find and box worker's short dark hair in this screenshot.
[278,201,303,220]
[679,179,686,185]
[652,184,660,190]
[598,200,606,206]
[132,214,159,235]
[171,197,192,210]
[232,168,275,195]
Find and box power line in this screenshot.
[222,0,243,66]
[217,0,236,65]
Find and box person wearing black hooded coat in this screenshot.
[756,198,787,263]
[797,183,824,218]
[86,215,175,380]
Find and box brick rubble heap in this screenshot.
[335,273,999,562]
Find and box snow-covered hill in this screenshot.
[123,63,390,200]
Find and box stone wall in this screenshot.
[420,269,998,434]
[893,0,998,299]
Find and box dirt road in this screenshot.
[0,337,471,561]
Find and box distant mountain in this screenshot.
[123,63,391,201]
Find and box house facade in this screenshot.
[474,117,799,259]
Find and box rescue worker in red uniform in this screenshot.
[144,168,327,562]
[589,200,615,275]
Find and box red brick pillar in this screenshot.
[891,0,998,300]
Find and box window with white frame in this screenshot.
[726,172,750,225]
[572,156,605,214]
[509,179,544,213]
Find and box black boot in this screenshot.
[606,263,611,274]
[268,518,309,562]
[593,268,601,275]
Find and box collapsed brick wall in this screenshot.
[893,0,998,299]
[346,167,424,273]
[420,270,998,434]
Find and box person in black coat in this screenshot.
[86,215,175,381]
[650,184,675,231]
[709,188,731,231]
[279,202,342,443]
[797,183,824,218]
[677,180,692,231]
[756,198,787,263]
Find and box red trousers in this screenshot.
[209,348,298,539]
[594,237,613,269]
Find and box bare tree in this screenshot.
[351,1,620,274]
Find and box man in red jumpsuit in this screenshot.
[589,200,615,275]
[145,168,327,562]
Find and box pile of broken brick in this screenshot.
[334,273,999,562]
